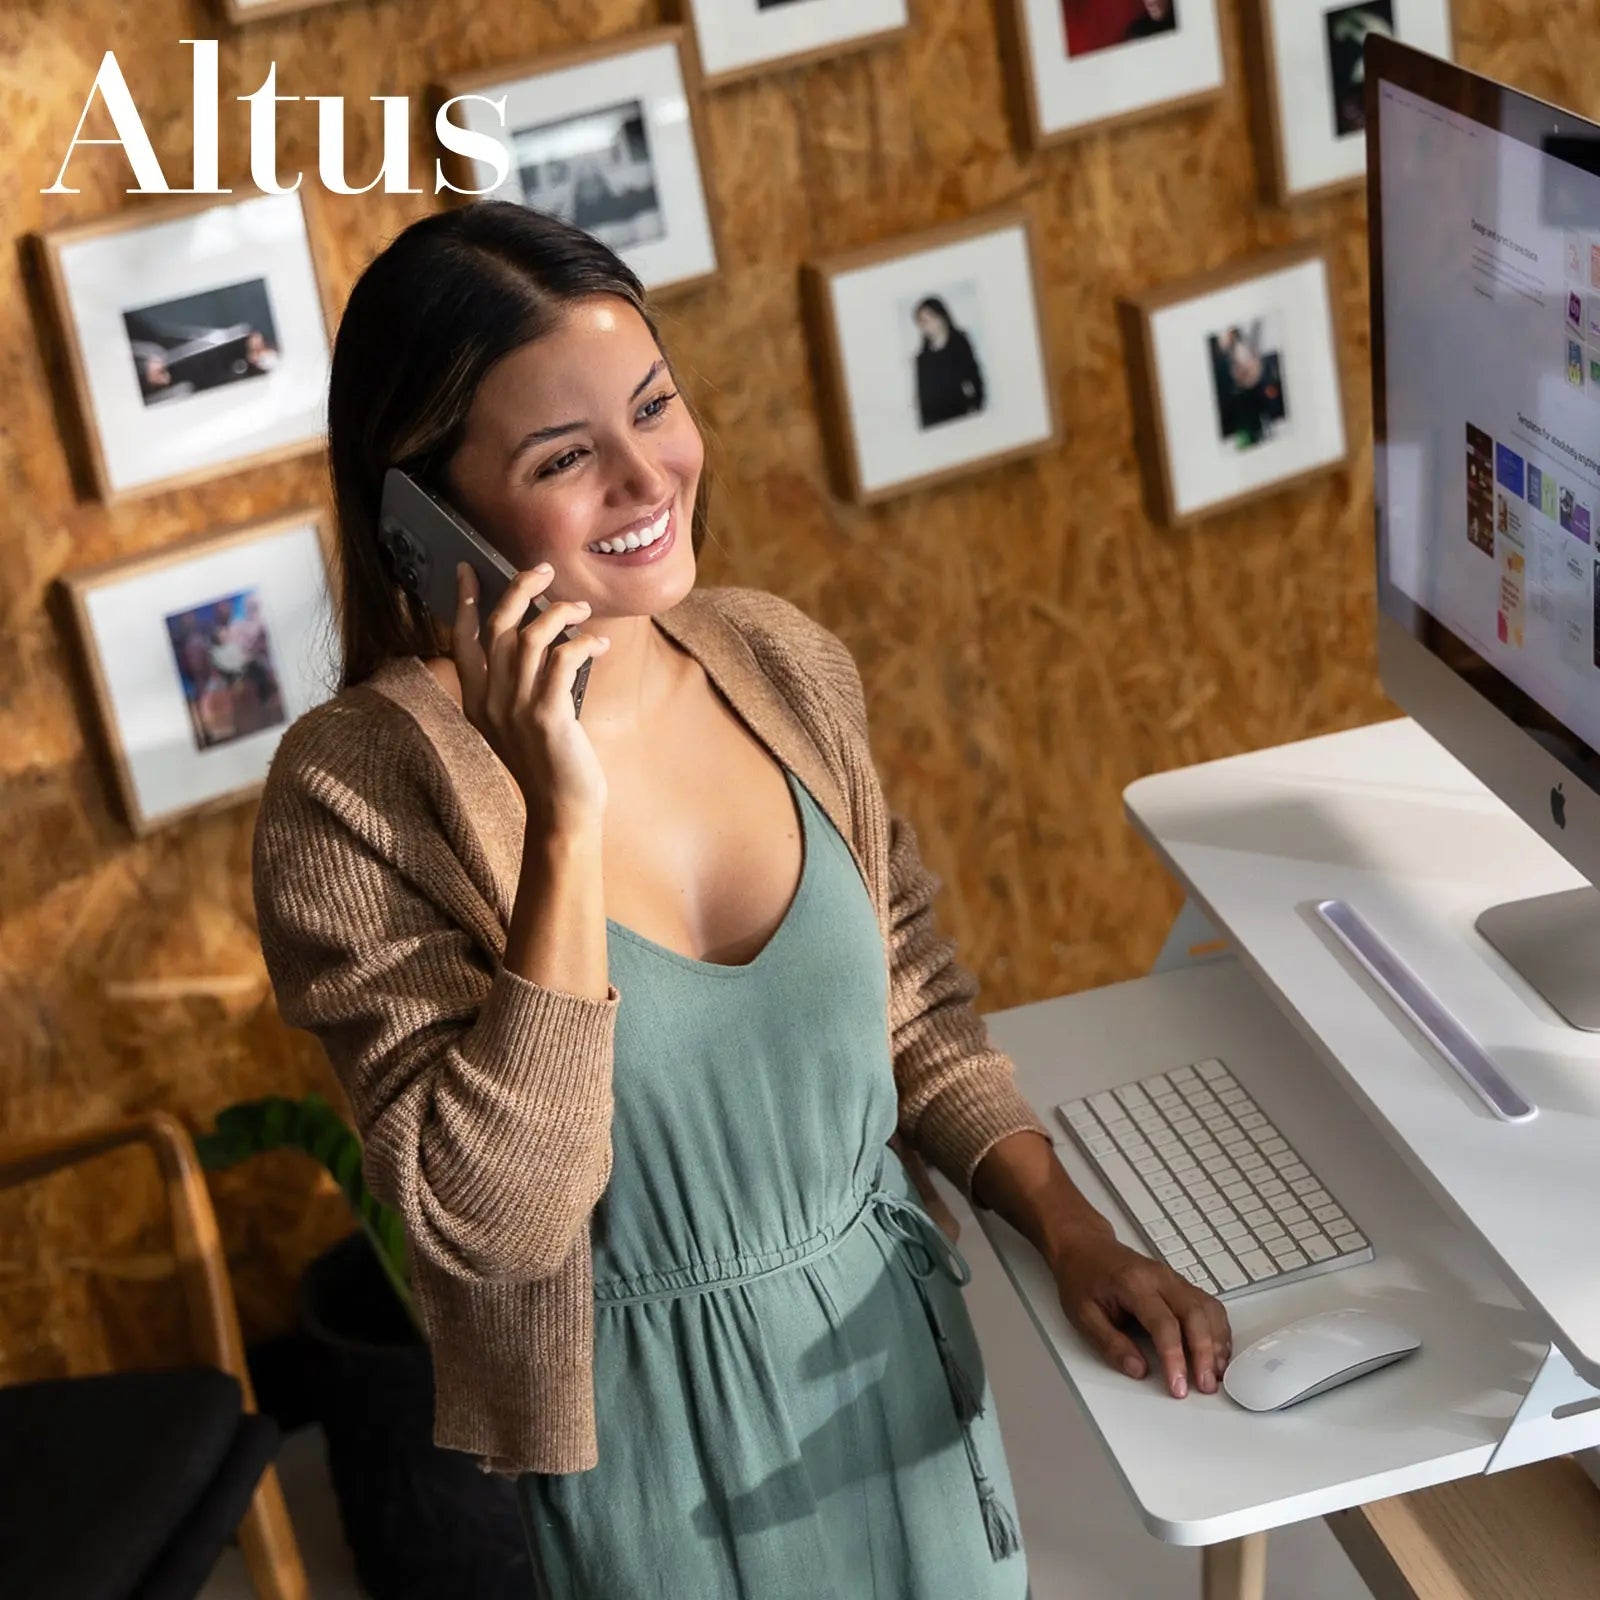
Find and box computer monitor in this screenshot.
[1368,38,1600,1031]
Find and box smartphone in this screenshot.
[378,466,591,719]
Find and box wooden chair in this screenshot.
[0,1110,309,1599]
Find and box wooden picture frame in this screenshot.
[802,205,1062,506]
[432,26,722,300]
[1119,245,1351,528]
[55,508,339,835]
[31,188,338,505]
[671,0,910,90]
[217,0,347,21]
[1244,0,1456,204]
[997,0,1225,154]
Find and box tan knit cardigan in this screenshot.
[251,582,1051,1477]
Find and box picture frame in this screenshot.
[1119,245,1350,527]
[32,189,337,504]
[433,28,721,299]
[801,206,1061,506]
[998,0,1225,152]
[674,0,910,90]
[216,0,348,21]
[1245,0,1455,203]
[55,508,339,835]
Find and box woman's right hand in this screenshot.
[451,562,612,837]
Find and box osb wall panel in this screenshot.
[1,0,1587,1375]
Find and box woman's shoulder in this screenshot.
[694,584,869,736]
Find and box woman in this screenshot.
[913,296,986,428]
[251,200,1232,1599]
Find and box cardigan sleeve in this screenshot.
[250,705,621,1285]
[880,805,1054,1200]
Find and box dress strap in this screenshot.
[868,1185,1021,1564]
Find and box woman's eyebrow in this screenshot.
[506,360,666,471]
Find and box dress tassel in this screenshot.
[934,1327,985,1425]
[977,1475,1022,1562]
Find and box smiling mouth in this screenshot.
[584,500,675,557]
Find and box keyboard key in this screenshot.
[1288,1219,1320,1240]
[1085,1137,1114,1156]
[1196,1239,1231,1263]
[1116,1083,1150,1108]
[1267,1239,1300,1263]
[1239,1153,1269,1175]
[1184,1265,1219,1293]
[1336,1232,1368,1254]
[1268,1193,1297,1215]
[1147,1074,1175,1095]
[1257,1136,1288,1156]
[1217,1220,1249,1242]
[1304,1237,1336,1262]
[1256,1177,1288,1199]
[1257,1222,1287,1245]
[1279,1161,1310,1183]
[1171,1116,1202,1137]
[1279,1205,1309,1226]
[1290,1175,1320,1196]
[1133,1156,1164,1177]
[1153,1092,1183,1112]
[1312,1203,1344,1224]
[1197,1058,1229,1081]
[1234,1248,1273,1278]
[1241,1207,1271,1228]
[1091,1151,1165,1224]
[1165,1247,1197,1269]
[1152,1181,1183,1203]
[1222,1181,1253,1202]
[1277,1250,1308,1271]
[1303,1188,1332,1210]
[1327,1217,1357,1239]
[1212,1256,1247,1291]
[1238,1111,1268,1132]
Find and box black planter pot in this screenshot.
[297,1231,535,1600]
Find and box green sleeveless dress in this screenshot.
[514,767,1030,1599]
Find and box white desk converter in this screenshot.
[975,956,1600,1546]
[1123,716,1600,1405]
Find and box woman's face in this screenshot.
[915,306,947,341]
[445,295,703,616]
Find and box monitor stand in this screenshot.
[1477,886,1600,1032]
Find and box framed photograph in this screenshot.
[434,28,719,298]
[217,0,347,20]
[56,509,339,835]
[801,207,1060,505]
[1119,246,1349,527]
[32,190,336,504]
[999,0,1225,151]
[676,0,910,89]
[1246,0,1454,202]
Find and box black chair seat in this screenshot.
[0,1365,281,1600]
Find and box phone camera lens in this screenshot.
[401,563,418,589]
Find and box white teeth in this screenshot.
[587,509,670,555]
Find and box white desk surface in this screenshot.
[975,956,1600,1546]
[1123,715,1600,1387]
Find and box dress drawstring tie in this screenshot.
[868,1189,1022,1563]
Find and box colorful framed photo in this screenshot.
[677,0,909,89]
[1000,0,1225,151]
[1120,247,1349,527]
[56,510,339,835]
[32,190,336,504]
[1247,0,1454,202]
[802,207,1060,505]
[434,28,719,298]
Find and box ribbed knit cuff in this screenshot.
[472,962,622,1111]
[916,1075,1053,1205]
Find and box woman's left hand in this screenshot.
[1048,1224,1232,1397]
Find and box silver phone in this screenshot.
[377,466,590,719]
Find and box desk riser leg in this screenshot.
[1201,1533,1267,1600]
[1151,898,1231,974]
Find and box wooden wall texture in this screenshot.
[1,0,1590,1376]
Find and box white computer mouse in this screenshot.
[1222,1308,1421,1412]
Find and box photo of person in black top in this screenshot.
[1207,319,1287,451]
[913,295,987,429]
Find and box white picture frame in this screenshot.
[56,509,339,835]
[1249,0,1455,203]
[802,207,1061,505]
[1001,0,1225,152]
[1121,246,1350,527]
[434,28,720,299]
[33,189,336,504]
[679,0,910,89]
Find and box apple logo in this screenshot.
[1552,783,1567,829]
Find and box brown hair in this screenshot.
[325,200,710,690]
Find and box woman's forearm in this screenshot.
[971,1130,1116,1266]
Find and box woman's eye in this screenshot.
[641,388,678,421]
[533,391,678,480]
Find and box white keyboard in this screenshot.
[1055,1057,1373,1299]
